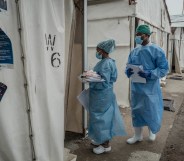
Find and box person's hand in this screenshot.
[138,71,151,79]
[126,68,134,78]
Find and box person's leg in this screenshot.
[148,127,156,141]
[93,140,111,154]
[127,127,143,144]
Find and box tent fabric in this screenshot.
[64,0,84,133]
[0,1,31,161]
[65,44,83,133]
[136,0,170,33]
[19,0,65,160]
[1,0,65,161]
[88,0,135,21]
[64,0,76,132]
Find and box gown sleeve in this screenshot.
[90,60,116,90]
[150,49,169,79]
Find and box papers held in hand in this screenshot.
[79,70,105,83]
[126,64,146,83]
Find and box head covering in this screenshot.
[136,25,151,35]
[97,39,116,54]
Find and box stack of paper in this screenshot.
[79,70,105,83]
[126,64,146,83]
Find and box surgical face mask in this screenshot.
[135,36,143,45]
[96,52,102,59]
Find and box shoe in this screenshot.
[148,130,156,141]
[127,127,143,144]
[126,135,143,144]
[93,145,111,154]
[91,140,100,146]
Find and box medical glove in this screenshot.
[138,71,151,79]
[126,68,134,78]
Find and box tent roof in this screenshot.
[171,15,184,27]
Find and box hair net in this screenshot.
[97,39,116,54]
[136,25,151,35]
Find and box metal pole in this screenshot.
[83,0,88,136]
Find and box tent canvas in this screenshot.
[0,0,65,160]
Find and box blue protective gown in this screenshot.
[88,58,126,144]
[126,43,169,134]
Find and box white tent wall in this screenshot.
[87,0,135,107]
[136,0,170,33]
[0,1,31,161]
[18,0,65,160]
[136,0,171,65]
[88,0,135,20]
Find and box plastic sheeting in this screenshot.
[0,0,65,161]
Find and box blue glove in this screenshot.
[138,71,151,79]
[126,68,134,78]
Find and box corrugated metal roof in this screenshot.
[171,15,184,27]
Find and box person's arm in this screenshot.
[125,52,133,77]
[149,49,169,79]
[90,63,111,89]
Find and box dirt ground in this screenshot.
[160,98,184,161]
[65,74,184,161]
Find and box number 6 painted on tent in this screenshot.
[51,52,61,68]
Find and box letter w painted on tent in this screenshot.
[45,34,56,51]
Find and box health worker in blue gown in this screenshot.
[88,39,126,154]
[125,25,169,144]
